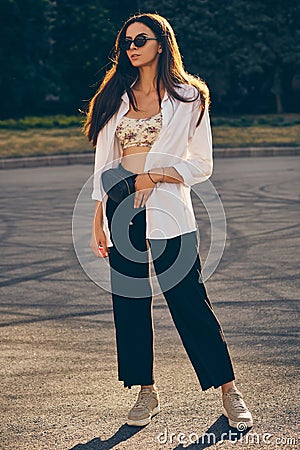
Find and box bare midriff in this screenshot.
[121,146,151,174]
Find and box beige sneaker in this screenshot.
[222,387,253,429]
[127,387,160,426]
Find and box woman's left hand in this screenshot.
[134,172,156,208]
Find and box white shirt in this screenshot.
[92,83,213,247]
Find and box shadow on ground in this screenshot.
[70,415,251,449]
[70,424,143,449]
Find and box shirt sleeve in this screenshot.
[173,105,213,187]
[91,132,107,201]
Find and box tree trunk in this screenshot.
[272,69,284,114]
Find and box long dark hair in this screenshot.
[83,13,210,146]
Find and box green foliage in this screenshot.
[0,0,299,118]
[0,0,55,117]
[51,1,116,114]
[1,113,299,130]
[0,115,83,129]
[142,0,300,114]
[211,115,300,127]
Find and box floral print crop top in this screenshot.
[116,111,162,150]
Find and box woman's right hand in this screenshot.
[90,226,109,258]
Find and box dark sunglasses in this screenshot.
[120,35,158,51]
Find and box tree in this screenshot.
[0,0,299,117]
[0,0,55,117]
[142,0,300,113]
[51,0,142,114]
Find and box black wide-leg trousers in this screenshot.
[106,190,235,391]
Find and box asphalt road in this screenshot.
[1,157,299,450]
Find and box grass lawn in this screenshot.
[0,128,92,158]
[0,116,299,159]
[212,125,300,148]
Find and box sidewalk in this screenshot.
[0,146,299,169]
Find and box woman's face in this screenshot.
[124,22,162,68]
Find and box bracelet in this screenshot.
[147,170,157,184]
[148,168,165,184]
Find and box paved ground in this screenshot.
[0,157,299,449]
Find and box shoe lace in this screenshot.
[134,390,152,409]
[228,392,248,412]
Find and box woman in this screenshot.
[85,13,253,429]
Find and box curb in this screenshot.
[0,147,299,169]
[214,146,300,158]
[0,153,94,169]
